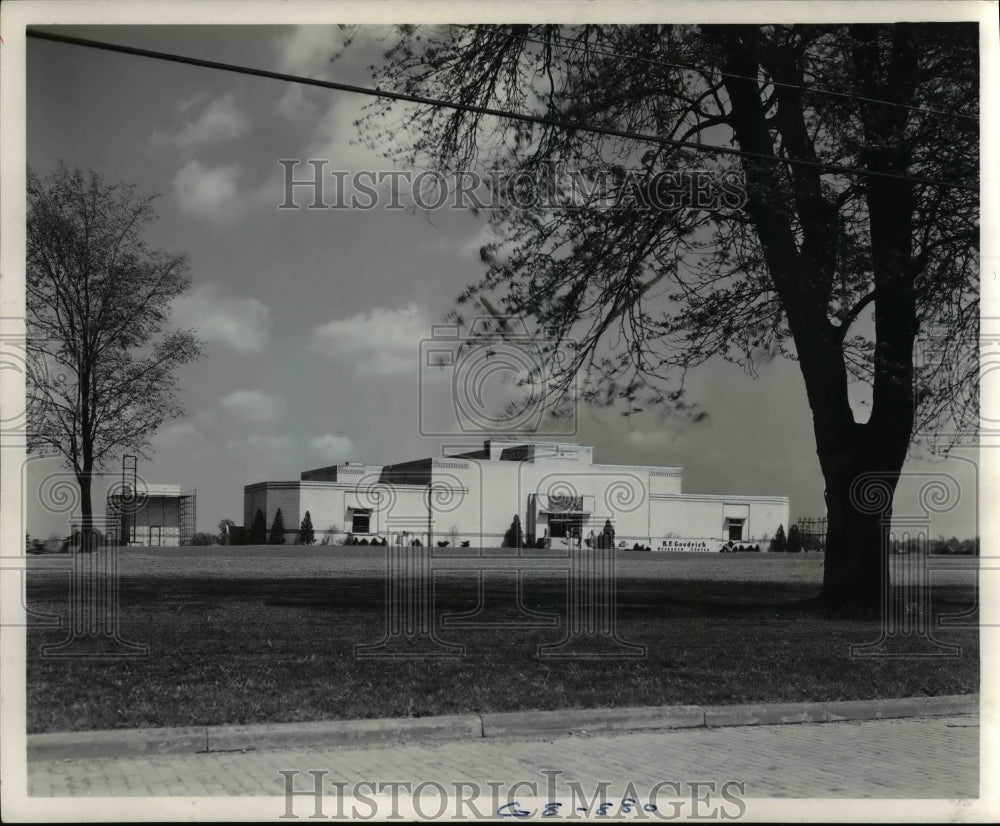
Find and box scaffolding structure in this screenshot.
[179,490,197,545]
[795,517,828,551]
[106,485,197,546]
[104,456,197,546]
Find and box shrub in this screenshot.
[460,540,471,548]
[437,540,449,547]
[359,538,369,546]
[502,514,523,548]
[299,511,315,545]
[411,538,422,547]
[249,509,267,544]
[787,523,803,553]
[188,532,216,546]
[599,519,615,550]
[769,524,788,553]
[268,508,286,545]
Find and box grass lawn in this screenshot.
[25,547,978,733]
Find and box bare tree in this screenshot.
[27,163,202,550]
[357,23,978,608]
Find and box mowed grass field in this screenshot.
[25,547,978,733]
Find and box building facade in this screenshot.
[243,439,789,551]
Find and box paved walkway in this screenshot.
[27,715,978,806]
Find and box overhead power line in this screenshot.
[460,24,980,124]
[27,28,978,194]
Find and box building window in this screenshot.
[351,509,371,534]
[727,519,744,541]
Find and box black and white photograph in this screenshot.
[1,0,996,821]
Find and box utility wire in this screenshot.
[460,24,980,124]
[27,28,978,194]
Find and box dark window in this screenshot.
[727,520,744,541]
[549,515,585,539]
[352,509,371,534]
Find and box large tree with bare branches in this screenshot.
[356,23,979,609]
[26,164,202,548]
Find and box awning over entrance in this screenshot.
[535,494,591,515]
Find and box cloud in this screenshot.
[309,433,355,462]
[258,26,415,207]
[171,283,270,353]
[219,390,285,424]
[275,84,320,122]
[270,28,347,126]
[176,92,209,113]
[310,303,431,376]
[624,429,677,448]
[308,94,407,176]
[173,93,248,149]
[274,26,346,79]
[174,160,242,221]
[152,421,203,448]
[227,433,296,481]
[273,25,400,80]
[240,433,292,453]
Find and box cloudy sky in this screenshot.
[23,23,980,538]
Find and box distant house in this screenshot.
[106,484,196,546]
[243,439,788,550]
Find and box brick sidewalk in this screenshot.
[26,715,978,802]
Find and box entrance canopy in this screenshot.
[536,494,592,515]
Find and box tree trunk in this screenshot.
[811,384,913,611]
[819,455,894,610]
[76,470,98,553]
[709,24,919,613]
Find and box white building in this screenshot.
[243,439,789,551]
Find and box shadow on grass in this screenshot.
[25,570,978,733]
[26,573,978,620]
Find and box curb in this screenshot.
[27,726,208,761]
[482,705,706,737]
[206,715,483,753]
[27,694,978,762]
